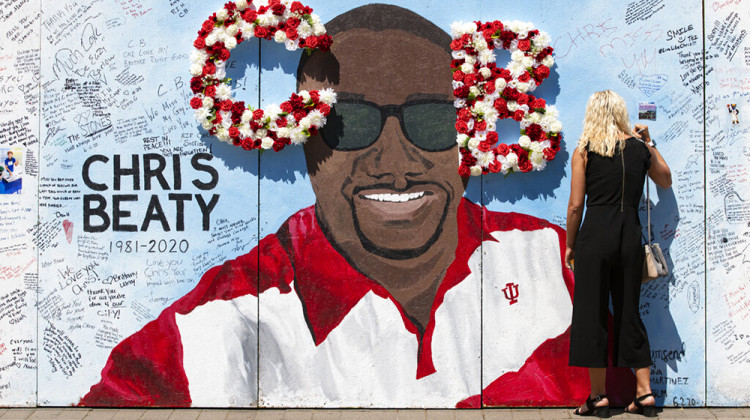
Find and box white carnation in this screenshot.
[241,110,253,123]
[205,32,218,46]
[469,86,481,97]
[478,49,496,65]
[277,127,291,138]
[190,63,203,76]
[477,151,495,167]
[313,23,326,36]
[297,21,313,38]
[464,55,476,66]
[235,0,248,10]
[260,137,274,150]
[225,37,237,50]
[215,83,232,100]
[194,107,211,121]
[531,151,546,167]
[216,128,230,142]
[216,8,229,21]
[274,30,288,43]
[516,82,530,93]
[534,32,551,49]
[266,104,282,120]
[318,88,337,105]
[190,49,208,64]
[522,56,535,68]
[239,125,253,137]
[201,120,213,130]
[227,24,240,37]
[257,12,277,27]
[290,127,308,145]
[304,109,325,127]
[202,97,214,109]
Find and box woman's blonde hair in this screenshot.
[577,90,632,157]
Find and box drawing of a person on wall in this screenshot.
[83,4,633,408]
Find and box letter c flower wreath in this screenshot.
[451,20,562,176]
[189,0,336,152]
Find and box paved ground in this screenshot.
[1,408,750,420]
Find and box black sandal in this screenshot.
[574,394,610,418]
[625,393,657,417]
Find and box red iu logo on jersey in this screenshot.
[502,282,519,305]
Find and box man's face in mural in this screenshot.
[299,28,465,264]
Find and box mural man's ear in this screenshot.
[189,0,336,152]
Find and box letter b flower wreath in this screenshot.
[451,20,562,176]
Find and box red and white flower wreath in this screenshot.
[450,20,562,176]
[189,0,336,152]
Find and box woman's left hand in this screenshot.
[565,246,575,270]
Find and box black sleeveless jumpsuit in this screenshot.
[569,137,653,368]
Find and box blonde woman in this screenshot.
[566,91,671,417]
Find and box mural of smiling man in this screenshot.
[82,4,616,408]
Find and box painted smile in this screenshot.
[362,191,427,203]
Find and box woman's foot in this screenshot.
[626,393,657,417]
[574,394,610,417]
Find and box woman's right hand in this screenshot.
[633,124,651,143]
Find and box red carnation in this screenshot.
[461,33,472,44]
[190,97,203,109]
[190,77,203,94]
[458,108,472,122]
[229,127,240,139]
[475,120,487,131]
[484,82,496,94]
[219,100,233,111]
[254,25,269,38]
[543,147,556,161]
[464,73,478,87]
[458,164,471,177]
[518,39,531,51]
[202,61,217,76]
[290,1,305,14]
[525,124,543,141]
[512,109,525,121]
[486,131,499,145]
[285,26,298,40]
[293,110,306,122]
[455,120,469,134]
[204,84,217,97]
[453,86,470,98]
[232,101,246,114]
[316,34,332,52]
[305,36,318,49]
[194,37,206,49]
[493,98,508,113]
[531,98,546,109]
[518,72,531,83]
[242,9,257,22]
[535,65,550,80]
[275,117,287,127]
[251,110,263,121]
[202,20,215,33]
[317,103,331,115]
[271,3,285,15]
[240,138,253,150]
[218,48,231,61]
[516,93,529,105]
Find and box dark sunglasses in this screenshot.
[319,99,457,152]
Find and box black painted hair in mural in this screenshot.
[297,3,452,78]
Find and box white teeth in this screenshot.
[363,191,425,202]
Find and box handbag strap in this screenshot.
[646,177,652,246]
